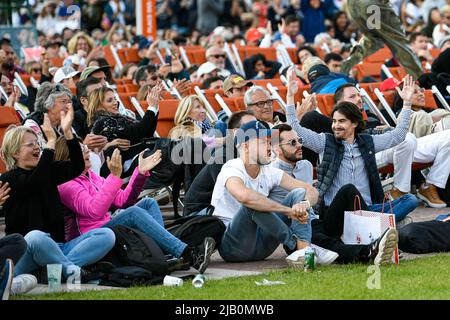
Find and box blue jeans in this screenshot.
[103,198,187,258]
[219,188,313,262]
[368,194,419,222]
[14,228,115,277]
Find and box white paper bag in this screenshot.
[341,197,399,264]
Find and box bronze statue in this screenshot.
[341,0,423,80]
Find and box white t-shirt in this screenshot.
[211,158,284,227]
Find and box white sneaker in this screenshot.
[285,247,311,269]
[310,244,339,265]
[10,274,38,296]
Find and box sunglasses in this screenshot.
[150,74,164,81]
[211,54,226,59]
[279,138,303,147]
[32,68,42,73]
[248,99,274,109]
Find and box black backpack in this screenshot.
[99,266,165,288]
[103,225,169,276]
[166,215,226,248]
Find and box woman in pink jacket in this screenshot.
[55,137,215,274]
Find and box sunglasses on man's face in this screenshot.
[211,54,226,59]
[32,68,42,73]
[279,138,303,147]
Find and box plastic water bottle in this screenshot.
[192,274,206,288]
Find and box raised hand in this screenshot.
[5,86,20,108]
[0,181,11,206]
[60,103,74,139]
[147,83,163,108]
[173,78,191,97]
[286,66,299,104]
[278,18,286,35]
[107,148,123,177]
[138,150,162,175]
[42,113,57,143]
[265,20,272,36]
[296,93,317,120]
[396,74,415,106]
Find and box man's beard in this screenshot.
[1,61,14,71]
[281,147,302,162]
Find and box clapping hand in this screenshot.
[138,150,162,175]
[42,113,57,143]
[296,92,317,120]
[147,83,163,108]
[0,181,11,206]
[60,103,74,139]
[107,148,123,177]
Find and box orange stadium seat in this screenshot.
[364,47,392,63]
[286,48,299,64]
[117,48,141,64]
[18,74,31,87]
[118,93,136,113]
[155,99,179,137]
[424,90,438,110]
[389,67,407,80]
[49,57,65,68]
[0,107,21,173]
[354,63,382,82]
[245,47,277,61]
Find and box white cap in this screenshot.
[63,54,86,68]
[197,62,219,78]
[54,66,80,83]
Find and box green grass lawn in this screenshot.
[15,253,450,300]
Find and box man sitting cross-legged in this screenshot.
[270,124,398,266]
[211,120,319,266]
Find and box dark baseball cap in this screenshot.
[307,64,330,83]
[234,120,272,146]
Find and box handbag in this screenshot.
[342,195,399,264]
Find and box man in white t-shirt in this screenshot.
[211,120,319,265]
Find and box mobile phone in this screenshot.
[165,54,172,65]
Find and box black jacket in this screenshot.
[315,133,384,216]
[1,139,85,242]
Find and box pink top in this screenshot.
[58,167,149,234]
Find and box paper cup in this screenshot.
[163,275,183,287]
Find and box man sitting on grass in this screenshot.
[211,120,319,267]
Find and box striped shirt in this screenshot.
[286,105,412,205]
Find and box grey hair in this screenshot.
[42,84,72,112]
[244,85,271,108]
[314,32,332,46]
[34,82,55,112]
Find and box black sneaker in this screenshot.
[189,237,215,274]
[367,228,398,266]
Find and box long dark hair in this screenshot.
[331,102,366,133]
